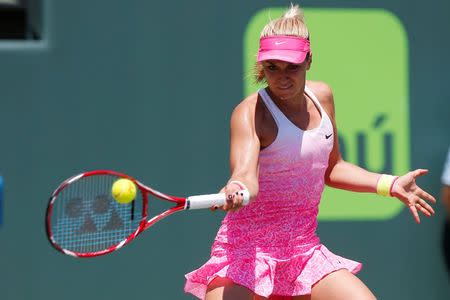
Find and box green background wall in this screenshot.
[0,0,449,299]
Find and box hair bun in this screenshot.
[282,4,305,21]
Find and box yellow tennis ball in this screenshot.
[112,178,136,204]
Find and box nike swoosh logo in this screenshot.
[325,133,333,139]
[275,41,287,45]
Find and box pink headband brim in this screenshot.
[257,35,310,64]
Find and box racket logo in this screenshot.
[64,195,126,234]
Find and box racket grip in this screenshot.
[185,190,250,210]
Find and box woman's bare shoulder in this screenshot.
[306,80,333,101]
[306,80,335,116]
[229,92,261,135]
[232,92,259,117]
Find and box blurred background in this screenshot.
[0,0,449,299]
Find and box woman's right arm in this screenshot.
[220,96,261,211]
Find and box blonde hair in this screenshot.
[255,4,310,82]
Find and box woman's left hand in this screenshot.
[391,169,436,223]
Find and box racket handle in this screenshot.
[185,190,250,210]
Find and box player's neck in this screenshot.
[267,87,307,110]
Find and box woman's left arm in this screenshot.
[313,82,436,223]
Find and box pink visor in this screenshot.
[257,35,310,64]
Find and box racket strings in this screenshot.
[51,175,143,254]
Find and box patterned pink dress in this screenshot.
[184,87,362,299]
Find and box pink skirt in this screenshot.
[184,242,362,299]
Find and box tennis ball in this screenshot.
[112,178,136,204]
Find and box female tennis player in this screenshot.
[185,4,436,299]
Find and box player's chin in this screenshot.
[273,86,296,98]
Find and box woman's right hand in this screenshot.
[211,181,248,212]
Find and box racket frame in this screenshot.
[46,170,187,258]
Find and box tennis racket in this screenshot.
[46,170,249,258]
